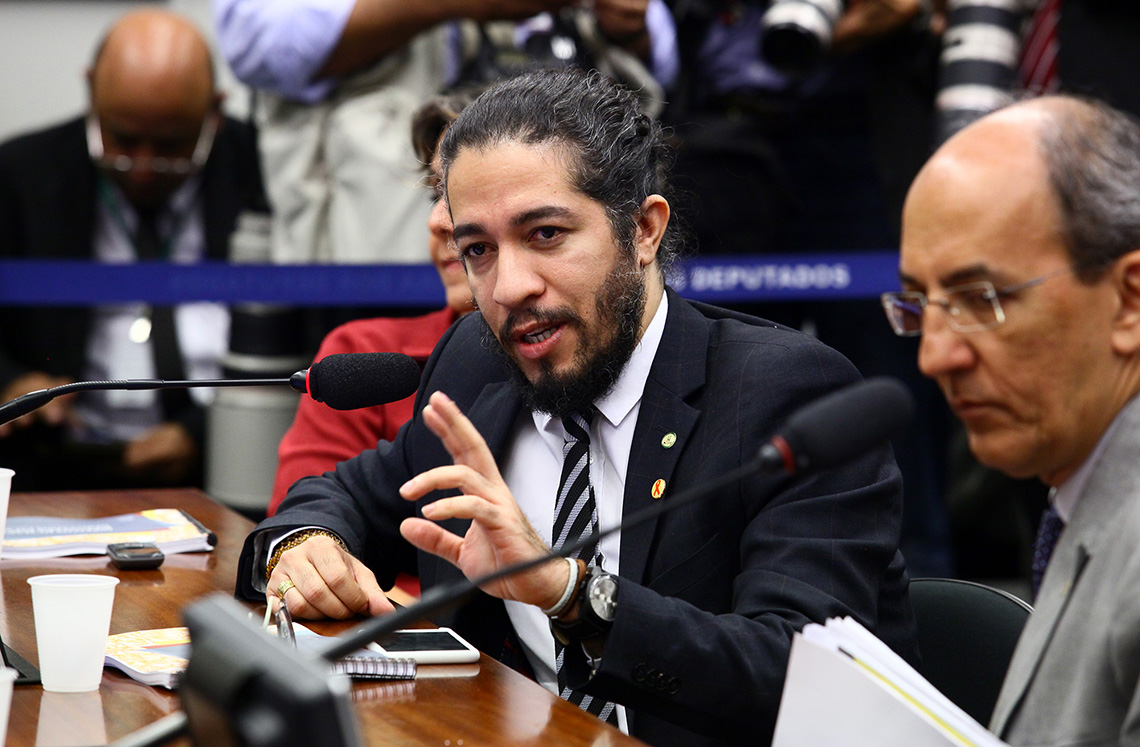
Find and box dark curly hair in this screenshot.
[438,67,684,276]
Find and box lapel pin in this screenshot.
[651,479,666,499]
[661,432,677,449]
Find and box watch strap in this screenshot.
[550,565,616,645]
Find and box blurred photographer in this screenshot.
[934,0,1140,146]
[214,0,678,267]
[663,0,954,577]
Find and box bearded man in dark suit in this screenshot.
[239,68,916,747]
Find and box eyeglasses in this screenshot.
[86,112,217,176]
[880,266,1074,337]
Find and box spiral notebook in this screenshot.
[294,624,417,681]
[331,651,417,680]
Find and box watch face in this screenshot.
[588,575,619,622]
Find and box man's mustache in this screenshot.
[498,307,584,342]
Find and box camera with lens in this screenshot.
[935,0,1027,144]
[759,0,848,74]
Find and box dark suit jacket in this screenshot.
[237,289,918,746]
[0,115,265,487]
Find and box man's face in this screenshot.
[446,141,651,416]
[90,74,215,210]
[899,119,1120,485]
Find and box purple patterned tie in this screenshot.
[1031,504,1065,600]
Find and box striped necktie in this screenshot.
[552,410,617,724]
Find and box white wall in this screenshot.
[0,0,249,143]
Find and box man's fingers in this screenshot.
[421,391,502,477]
[400,464,498,503]
[307,555,373,617]
[271,561,353,620]
[272,537,385,620]
[400,516,465,566]
[367,587,398,616]
[351,558,396,616]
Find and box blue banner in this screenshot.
[667,251,900,303]
[0,253,900,306]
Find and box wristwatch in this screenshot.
[551,565,619,646]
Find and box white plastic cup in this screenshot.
[0,468,13,559]
[28,574,119,693]
[0,667,16,747]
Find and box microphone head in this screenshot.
[306,353,422,410]
[773,377,915,473]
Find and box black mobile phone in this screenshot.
[107,542,165,570]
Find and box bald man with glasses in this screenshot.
[0,8,265,491]
[884,94,1140,747]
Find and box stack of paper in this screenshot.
[772,617,1008,747]
[104,627,191,689]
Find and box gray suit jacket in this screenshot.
[991,395,1140,746]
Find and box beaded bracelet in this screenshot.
[265,528,347,581]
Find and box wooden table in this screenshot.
[0,489,643,746]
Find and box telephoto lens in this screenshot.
[935,0,1027,144]
[759,0,847,74]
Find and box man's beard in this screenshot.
[480,254,647,419]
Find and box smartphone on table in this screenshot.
[374,627,480,664]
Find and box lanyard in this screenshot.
[94,173,192,261]
[94,174,193,344]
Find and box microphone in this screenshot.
[757,376,915,474]
[317,375,915,660]
[0,352,422,427]
[294,353,421,411]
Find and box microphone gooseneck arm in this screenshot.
[0,352,422,428]
[319,375,914,659]
[105,376,913,747]
[317,459,763,661]
[0,378,295,427]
